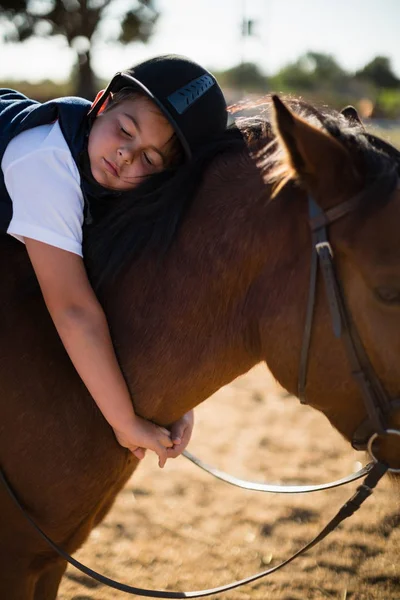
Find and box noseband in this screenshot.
[298,166,400,469]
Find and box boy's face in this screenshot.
[88,95,174,190]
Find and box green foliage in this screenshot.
[216,62,267,92]
[218,51,400,119]
[2,26,400,119]
[270,52,349,92]
[0,78,73,101]
[374,89,400,119]
[356,56,400,90]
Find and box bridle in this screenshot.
[1,163,400,597]
[299,165,400,465]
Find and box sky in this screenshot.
[0,0,400,83]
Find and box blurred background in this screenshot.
[1,0,400,141]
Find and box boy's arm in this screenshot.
[24,238,172,466]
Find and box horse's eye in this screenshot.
[375,286,400,305]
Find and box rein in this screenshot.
[183,450,374,493]
[1,173,400,596]
[0,460,388,598]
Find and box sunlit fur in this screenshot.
[0,96,400,597]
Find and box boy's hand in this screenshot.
[165,410,194,462]
[113,415,173,468]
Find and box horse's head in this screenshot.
[271,96,400,470]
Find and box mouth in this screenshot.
[103,158,119,178]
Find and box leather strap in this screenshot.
[299,184,399,446]
[310,168,399,231]
[0,461,387,598]
[183,450,374,493]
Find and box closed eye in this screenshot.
[120,127,132,137]
[143,152,153,166]
[374,286,400,305]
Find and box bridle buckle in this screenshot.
[315,241,334,258]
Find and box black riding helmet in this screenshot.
[88,54,228,160]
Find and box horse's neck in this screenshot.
[0,237,40,307]
[103,159,308,425]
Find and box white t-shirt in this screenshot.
[1,121,84,256]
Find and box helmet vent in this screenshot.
[167,75,215,114]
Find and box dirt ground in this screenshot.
[58,364,400,600]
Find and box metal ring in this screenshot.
[367,429,400,473]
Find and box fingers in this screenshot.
[165,446,181,459]
[133,443,168,468]
[170,423,184,444]
[156,439,184,467]
[156,444,183,468]
[157,428,173,449]
[132,447,146,460]
[171,419,187,444]
[158,448,168,469]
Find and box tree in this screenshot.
[356,56,400,89]
[219,62,267,92]
[270,51,348,92]
[0,0,159,99]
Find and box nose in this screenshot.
[117,145,134,165]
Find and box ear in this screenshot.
[341,105,365,129]
[272,95,353,203]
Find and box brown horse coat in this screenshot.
[0,97,399,598]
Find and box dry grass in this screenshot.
[58,365,400,600]
[59,121,400,600]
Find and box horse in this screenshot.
[0,94,399,599]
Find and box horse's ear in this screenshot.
[341,105,365,129]
[272,95,351,198]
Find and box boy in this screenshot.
[0,55,228,467]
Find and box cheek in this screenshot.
[88,128,100,160]
[119,162,146,187]
[89,122,114,156]
[345,264,400,384]
[118,154,158,189]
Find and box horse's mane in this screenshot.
[83,124,249,288]
[254,98,400,209]
[84,96,400,289]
